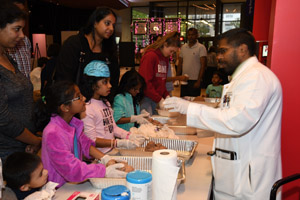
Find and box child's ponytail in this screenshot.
[34,81,77,131]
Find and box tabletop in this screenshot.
[54,135,214,200]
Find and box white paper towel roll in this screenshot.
[152,149,180,200]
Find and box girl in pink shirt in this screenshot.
[80,60,145,153]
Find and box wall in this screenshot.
[114,8,132,42]
[252,0,272,41]
[253,0,300,199]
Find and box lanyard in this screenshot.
[73,134,79,159]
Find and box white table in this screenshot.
[54,135,214,200]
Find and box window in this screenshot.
[222,3,242,33]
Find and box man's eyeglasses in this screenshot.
[64,94,84,104]
[217,48,229,55]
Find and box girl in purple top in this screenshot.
[36,81,127,188]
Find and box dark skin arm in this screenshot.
[194,56,207,88]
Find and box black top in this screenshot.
[12,187,40,200]
[55,31,120,102]
[40,56,57,95]
[0,56,35,160]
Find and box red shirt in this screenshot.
[139,49,169,103]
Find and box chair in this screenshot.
[270,173,300,200]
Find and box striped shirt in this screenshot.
[6,36,32,78]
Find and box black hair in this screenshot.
[208,46,216,53]
[0,0,27,29]
[187,28,198,35]
[212,71,222,79]
[83,7,117,59]
[3,152,41,189]
[117,69,146,105]
[35,81,76,131]
[80,75,110,106]
[218,28,256,56]
[11,0,25,4]
[37,57,48,67]
[47,43,60,57]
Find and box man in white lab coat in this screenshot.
[164,28,282,200]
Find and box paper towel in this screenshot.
[152,149,180,200]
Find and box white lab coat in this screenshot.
[187,57,282,200]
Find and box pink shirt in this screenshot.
[82,98,129,153]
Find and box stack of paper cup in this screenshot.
[152,149,180,200]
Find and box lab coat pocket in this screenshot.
[212,156,242,196]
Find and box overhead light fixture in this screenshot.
[192,4,209,11]
[204,4,214,10]
[119,0,129,7]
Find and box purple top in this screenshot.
[41,115,106,188]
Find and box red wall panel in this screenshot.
[253,0,300,199]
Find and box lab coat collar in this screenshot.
[231,56,258,82]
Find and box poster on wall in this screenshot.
[150,22,162,35]
[165,22,178,33]
[134,22,147,35]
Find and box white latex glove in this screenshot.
[116,139,139,149]
[128,133,147,145]
[100,155,127,165]
[163,97,191,114]
[130,114,150,124]
[140,109,150,116]
[158,98,165,110]
[105,163,127,178]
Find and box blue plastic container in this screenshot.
[101,185,130,200]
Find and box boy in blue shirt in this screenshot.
[206,71,223,98]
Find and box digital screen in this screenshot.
[262,45,268,57]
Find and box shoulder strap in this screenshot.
[75,34,87,85]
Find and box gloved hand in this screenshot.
[100,155,127,166]
[163,97,191,114]
[130,114,150,124]
[140,109,150,116]
[128,133,147,145]
[116,139,139,149]
[158,98,165,110]
[105,163,127,178]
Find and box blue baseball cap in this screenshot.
[83,60,110,77]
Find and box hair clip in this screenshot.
[41,96,46,104]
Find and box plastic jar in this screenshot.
[101,185,130,200]
[126,170,152,200]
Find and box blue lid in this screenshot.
[101,185,130,200]
[126,170,152,184]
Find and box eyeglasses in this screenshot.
[217,48,229,55]
[64,94,84,104]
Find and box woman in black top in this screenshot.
[0,2,41,161]
[55,7,120,103]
